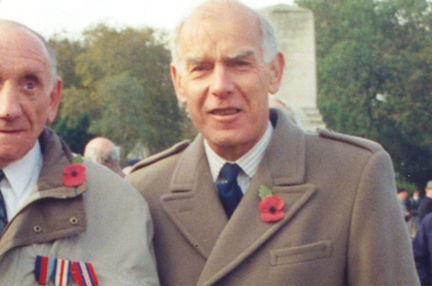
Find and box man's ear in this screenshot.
[268,52,285,95]
[47,78,62,123]
[170,64,187,105]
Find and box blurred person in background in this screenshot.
[84,137,125,177]
[419,181,432,222]
[413,212,432,285]
[397,188,411,222]
[408,190,423,238]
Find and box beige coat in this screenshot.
[128,109,419,286]
[0,128,159,285]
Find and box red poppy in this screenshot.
[63,165,87,187]
[259,195,285,222]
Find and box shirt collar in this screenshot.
[205,121,274,182]
[2,140,43,198]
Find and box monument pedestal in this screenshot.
[260,4,326,133]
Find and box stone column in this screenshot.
[259,4,325,132]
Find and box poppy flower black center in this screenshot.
[269,206,277,213]
[71,170,78,177]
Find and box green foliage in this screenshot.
[297,0,432,188]
[53,114,94,155]
[49,24,186,159]
[48,37,84,89]
[179,107,199,141]
[90,72,169,157]
[396,174,420,194]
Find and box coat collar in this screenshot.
[167,109,306,189]
[161,109,316,285]
[0,128,87,256]
[162,135,228,258]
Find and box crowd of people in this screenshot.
[397,182,432,285]
[0,0,425,285]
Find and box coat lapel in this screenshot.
[0,128,87,256]
[160,135,228,258]
[198,110,317,285]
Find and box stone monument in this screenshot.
[259,4,326,133]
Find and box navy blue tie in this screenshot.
[217,163,243,218]
[0,170,7,235]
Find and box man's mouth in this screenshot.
[0,129,24,134]
[210,109,240,116]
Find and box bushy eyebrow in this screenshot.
[226,49,255,61]
[17,69,45,86]
[184,49,257,67]
[23,73,41,81]
[185,56,205,67]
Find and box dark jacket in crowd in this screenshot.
[410,197,424,217]
[419,197,432,222]
[413,212,432,286]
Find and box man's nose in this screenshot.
[209,65,234,98]
[0,83,22,120]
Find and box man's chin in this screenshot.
[0,144,33,168]
[206,134,257,161]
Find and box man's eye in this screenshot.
[24,82,35,89]
[192,66,206,72]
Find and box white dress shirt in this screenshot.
[204,121,273,194]
[0,141,43,221]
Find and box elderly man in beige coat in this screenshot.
[0,21,159,285]
[128,0,419,285]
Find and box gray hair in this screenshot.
[84,141,120,166]
[38,35,59,85]
[170,0,279,67]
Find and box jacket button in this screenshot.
[69,217,79,225]
[33,225,42,233]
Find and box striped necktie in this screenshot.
[216,163,243,218]
[0,170,8,234]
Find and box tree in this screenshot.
[49,24,185,159]
[90,73,151,157]
[296,0,432,189]
[48,37,84,89]
[53,114,94,155]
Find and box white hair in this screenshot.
[84,138,120,165]
[170,0,279,67]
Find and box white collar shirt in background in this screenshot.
[205,121,274,194]
[0,141,43,221]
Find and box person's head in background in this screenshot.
[84,137,124,177]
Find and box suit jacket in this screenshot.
[128,109,419,286]
[0,128,159,285]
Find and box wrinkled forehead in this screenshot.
[0,22,50,66]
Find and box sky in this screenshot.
[0,0,295,39]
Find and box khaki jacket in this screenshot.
[0,128,159,285]
[128,109,419,286]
